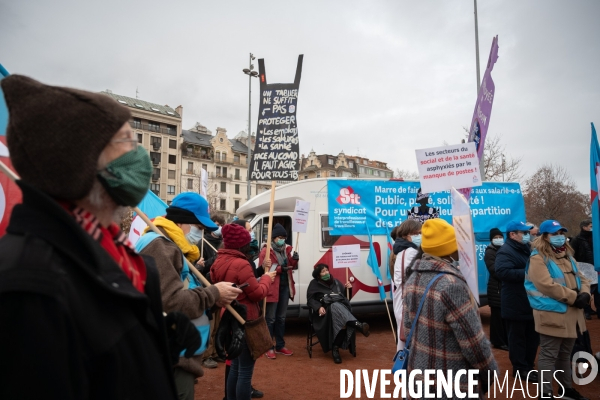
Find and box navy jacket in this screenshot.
[495,238,534,320]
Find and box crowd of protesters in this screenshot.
[0,75,596,400]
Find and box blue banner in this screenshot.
[328,180,525,235]
[327,180,526,299]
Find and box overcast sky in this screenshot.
[1,0,598,192]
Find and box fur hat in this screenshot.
[489,228,503,241]
[271,223,287,239]
[421,219,457,257]
[1,75,131,200]
[222,223,251,249]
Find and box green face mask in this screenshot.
[276,238,285,246]
[97,146,152,206]
[321,273,331,281]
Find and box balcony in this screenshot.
[151,158,160,166]
[184,169,196,176]
[181,149,213,160]
[151,174,160,182]
[129,122,177,136]
[210,172,232,181]
[152,142,161,151]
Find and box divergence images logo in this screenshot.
[337,187,361,205]
[572,351,598,385]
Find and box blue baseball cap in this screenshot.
[169,192,218,231]
[539,220,568,234]
[506,220,533,233]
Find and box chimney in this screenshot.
[175,105,183,119]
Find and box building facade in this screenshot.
[101,90,183,204]
[298,150,393,180]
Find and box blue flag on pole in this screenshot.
[128,190,168,245]
[366,225,386,301]
[590,123,600,271]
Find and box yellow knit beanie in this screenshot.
[421,218,458,257]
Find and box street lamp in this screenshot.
[243,53,259,201]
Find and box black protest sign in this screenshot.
[249,55,303,181]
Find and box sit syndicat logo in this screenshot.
[337,187,361,205]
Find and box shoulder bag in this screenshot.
[392,272,446,374]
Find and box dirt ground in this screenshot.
[195,306,600,399]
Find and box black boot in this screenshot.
[332,346,342,364]
[353,321,370,337]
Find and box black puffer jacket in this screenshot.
[484,244,502,308]
[495,238,533,320]
[571,230,594,265]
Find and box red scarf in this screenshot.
[65,204,147,293]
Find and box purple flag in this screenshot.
[460,36,499,199]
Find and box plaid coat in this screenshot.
[403,254,497,399]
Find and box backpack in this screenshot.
[136,232,210,356]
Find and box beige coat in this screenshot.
[528,251,590,338]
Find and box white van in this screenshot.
[237,178,394,318]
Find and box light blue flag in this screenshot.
[366,224,386,301]
[590,123,600,271]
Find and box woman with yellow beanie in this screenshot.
[402,218,497,398]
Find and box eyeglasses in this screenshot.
[110,137,138,149]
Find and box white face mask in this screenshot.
[492,238,504,246]
[185,225,203,245]
[410,234,422,247]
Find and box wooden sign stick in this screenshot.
[135,207,245,325]
[262,180,277,317]
[294,232,300,253]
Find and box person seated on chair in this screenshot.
[306,264,370,364]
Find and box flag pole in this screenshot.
[135,207,245,325]
[384,297,396,343]
[262,180,277,317]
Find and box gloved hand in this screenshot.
[573,293,591,309]
[292,251,299,261]
[164,312,201,365]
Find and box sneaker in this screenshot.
[251,386,264,398]
[562,387,589,400]
[202,358,218,369]
[275,347,294,356]
[264,349,276,359]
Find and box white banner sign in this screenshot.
[292,199,310,233]
[332,244,361,269]
[415,142,482,193]
[451,187,479,304]
[200,169,209,199]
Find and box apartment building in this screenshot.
[298,149,393,180]
[101,90,183,203]
[182,124,256,219]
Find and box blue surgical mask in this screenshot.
[549,235,566,247]
[492,238,504,247]
[250,231,256,241]
[275,238,285,246]
[522,234,531,244]
[185,226,203,245]
[212,226,222,238]
[410,234,422,247]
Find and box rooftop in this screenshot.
[101,91,181,118]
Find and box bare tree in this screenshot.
[461,128,523,182]
[523,164,590,233]
[394,169,420,180]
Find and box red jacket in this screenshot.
[258,244,298,302]
[210,249,271,321]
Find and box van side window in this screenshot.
[256,216,294,247]
[321,214,340,248]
